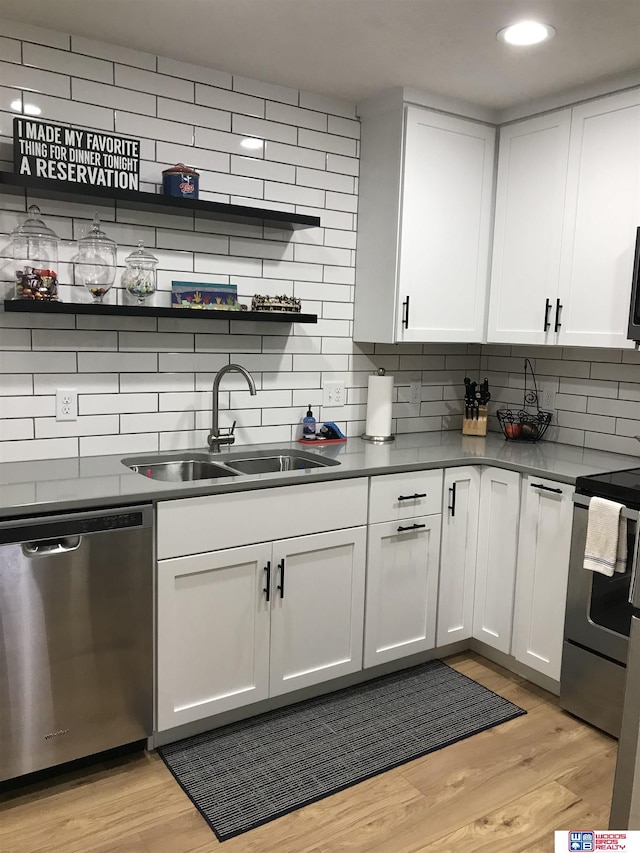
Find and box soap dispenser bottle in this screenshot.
[302,405,316,440]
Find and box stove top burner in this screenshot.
[576,467,640,507]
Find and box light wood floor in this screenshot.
[0,652,617,853]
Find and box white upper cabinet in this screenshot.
[489,88,640,348]
[557,89,640,349]
[354,101,495,344]
[487,110,571,345]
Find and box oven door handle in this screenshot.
[572,493,640,522]
[630,525,640,609]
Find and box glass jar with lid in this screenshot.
[12,205,60,301]
[76,215,118,303]
[122,242,158,305]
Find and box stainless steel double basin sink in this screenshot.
[122,448,340,482]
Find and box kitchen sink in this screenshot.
[224,449,340,475]
[123,453,239,482]
[122,448,340,481]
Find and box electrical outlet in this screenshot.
[56,388,77,421]
[323,381,345,407]
[409,381,421,404]
[540,385,556,411]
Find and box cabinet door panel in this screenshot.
[398,107,495,342]
[157,543,271,731]
[473,467,520,653]
[488,111,571,345]
[559,90,640,348]
[364,515,441,668]
[269,527,366,697]
[437,467,480,646]
[513,477,574,681]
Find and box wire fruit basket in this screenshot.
[496,359,552,442]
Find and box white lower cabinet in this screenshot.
[157,527,366,731]
[364,515,441,668]
[512,477,575,680]
[157,543,271,731]
[437,466,481,646]
[269,528,366,697]
[472,467,521,654]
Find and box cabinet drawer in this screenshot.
[369,470,443,523]
[157,477,368,559]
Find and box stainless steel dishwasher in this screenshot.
[0,504,153,782]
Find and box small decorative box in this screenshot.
[162,163,199,199]
[171,281,239,310]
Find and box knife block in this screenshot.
[462,405,488,436]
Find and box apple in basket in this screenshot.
[504,423,521,439]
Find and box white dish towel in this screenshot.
[583,496,628,577]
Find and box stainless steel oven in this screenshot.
[627,226,640,342]
[560,493,639,737]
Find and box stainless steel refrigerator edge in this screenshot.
[0,505,153,782]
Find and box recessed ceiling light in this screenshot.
[240,137,264,150]
[24,103,42,116]
[497,21,556,46]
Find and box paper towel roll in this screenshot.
[365,373,394,438]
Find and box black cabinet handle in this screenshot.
[402,296,410,329]
[554,298,562,333]
[531,482,562,494]
[263,561,271,602]
[448,482,457,516]
[397,523,426,532]
[543,298,552,332]
[277,558,285,599]
[398,493,427,501]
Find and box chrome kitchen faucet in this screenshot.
[208,364,257,452]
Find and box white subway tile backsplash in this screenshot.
[325,191,358,213]
[194,253,262,277]
[0,374,32,396]
[0,437,78,463]
[1,18,69,49]
[24,43,112,83]
[118,332,194,352]
[80,433,158,456]
[32,92,114,131]
[0,36,21,64]
[326,153,359,176]
[195,126,263,157]
[120,411,194,433]
[0,418,33,440]
[71,35,155,70]
[231,155,295,184]
[1,396,54,418]
[264,182,324,208]
[0,59,70,97]
[197,170,263,199]
[157,56,231,89]
[328,115,360,139]
[36,414,119,438]
[0,328,30,349]
[233,75,298,106]
[266,101,327,132]
[229,236,293,262]
[196,84,264,118]
[0,351,76,373]
[232,114,297,146]
[263,259,323,282]
[32,329,117,351]
[120,373,194,393]
[115,64,192,100]
[157,352,228,373]
[294,243,351,266]
[157,98,231,132]
[77,352,157,373]
[156,228,229,256]
[80,393,158,415]
[265,140,325,170]
[298,128,357,157]
[298,92,356,119]
[73,78,156,116]
[297,167,354,194]
[116,112,193,145]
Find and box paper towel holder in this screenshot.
[362,367,396,443]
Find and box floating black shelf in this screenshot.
[3,300,318,324]
[0,171,321,230]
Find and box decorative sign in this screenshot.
[13,118,140,190]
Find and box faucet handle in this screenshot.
[229,420,237,436]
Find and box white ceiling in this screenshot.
[1,0,640,111]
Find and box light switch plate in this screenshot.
[56,388,77,421]
[323,381,345,407]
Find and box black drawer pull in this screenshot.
[263,561,271,602]
[402,296,410,329]
[531,482,562,494]
[277,558,285,599]
[398,493,427,501]
[397,523,426,532]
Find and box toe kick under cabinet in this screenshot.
[156,479,367,732]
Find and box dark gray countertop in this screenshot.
[1,431,639,519]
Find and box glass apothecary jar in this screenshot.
[76,216,118,303]
[12,205,60,301]
[122,242,158,305]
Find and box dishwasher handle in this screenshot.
[22,536,82,558]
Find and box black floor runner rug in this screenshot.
[158,659,526,841]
